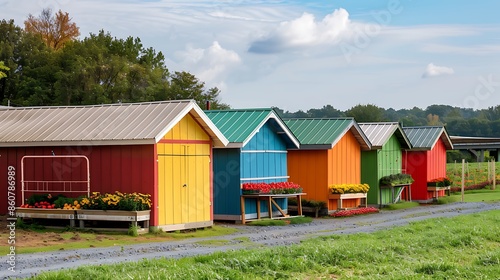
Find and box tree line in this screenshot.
[275,104,500,137]
[0,9,229,109]
[1,9,499,138]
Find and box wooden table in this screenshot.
[379,184,412,208]
[240,193,306,224]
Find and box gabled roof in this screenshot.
[0,100,229,147]
[204,108,300,148]
[403,126,453,151]
[284,118,371,150]
[358,122,411,150]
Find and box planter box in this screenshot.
[329,193,367,200]
[76,209,151,230]
[15,208,77,227]
[427,186,451,200]
[328,193,367,210]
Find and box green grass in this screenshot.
[32,210,500,279]
[384,201,420,210]
[449,187,500,203]
[0,225,239,255]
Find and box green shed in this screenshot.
[359,122,412,206]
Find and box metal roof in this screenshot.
[403,126,453,151]
[358,122,411,150]
[450,136,500,150]
[204,108,300,148]
[284,118,371,150]
[0,100,229,147]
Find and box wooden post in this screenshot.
[488,160,491,181]
[461,159,465,202]
[493,159,496,190]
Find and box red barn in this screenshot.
[0,100,228,231]
[403,126,453,202]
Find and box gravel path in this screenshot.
[2,202,499,279]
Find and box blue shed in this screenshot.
[204,109,300,222]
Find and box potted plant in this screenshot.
[379,173,414,187]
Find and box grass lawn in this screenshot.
[0,224,238,255]
[447,187,500,203]
[32,210,500,279]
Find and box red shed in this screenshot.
[0,100,228,231]
[402,126,453,202]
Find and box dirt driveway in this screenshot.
[1,202,499,279]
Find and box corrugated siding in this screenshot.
[212,149,241,216]
[378,135,404,204]
[361,150,379,205]
[157,114,212,226]
[404,138,448,201]
[242,122,287,151]
[403,150,428,201]
[328,131,361,185]
[0,145,156,219]
[427,139,447,181]
[240,122,288,215]
[162,113,210,141]
[326,131,362,211]
[288,150,329,203]
[241,122,287,183]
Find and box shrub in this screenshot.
[379,173,414,186]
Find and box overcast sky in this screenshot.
[2,0,500,111]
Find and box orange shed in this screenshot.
[285,118,371,211]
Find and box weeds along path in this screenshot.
[2,202,499,279]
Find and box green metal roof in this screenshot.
[204,109,299,148]
[403,126,453,150]
[358,122,411,149]
[284,118,371,150]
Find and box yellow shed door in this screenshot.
[157,143,211,226]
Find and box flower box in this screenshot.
[76,209,150,222]
[329,193,367,200]
[328,193,367,210]
[16,208,77,227]
[76,209,151,229]
[241,182,302,194]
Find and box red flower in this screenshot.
[242,182,302,194]
[330,207,379,218]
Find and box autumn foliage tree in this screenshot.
[24,8,80,50]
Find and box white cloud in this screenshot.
[174,41,241,91]
[422,63,455,78]
[248,8,350,53]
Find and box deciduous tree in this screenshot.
[0,61,8,79]
[24,8,80,50]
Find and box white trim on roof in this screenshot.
[234,111,300,149]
